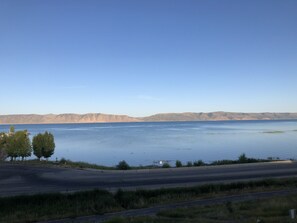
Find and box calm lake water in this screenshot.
[1,120,297,166]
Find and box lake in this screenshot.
[0,120,297,166]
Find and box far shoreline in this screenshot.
[1,118,297,126]
[1,111,297,125]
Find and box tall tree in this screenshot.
[32,133,43,160]
[15,131,32,161]
[6,130,32,161]
[42,132,55,159]
[5,134,17,161]
[32,132,55,160]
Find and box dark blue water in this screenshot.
[0,120,296,166]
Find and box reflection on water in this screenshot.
[0,120,296,166]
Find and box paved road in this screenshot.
[0,161,297,196]
[41,189,297,223]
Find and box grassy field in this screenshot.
[106,194,297,223]
[2,158,158,170]
[4,159,118,170]
[1,178,297,223]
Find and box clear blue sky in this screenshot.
[0,0,296,116]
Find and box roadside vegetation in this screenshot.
[1,178,297,223]
[107,193,297,223]
[174,153,280,168]
[0,126,55,161]
[1,151,283,172]
[15,154,266,169]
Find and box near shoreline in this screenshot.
[0,154,287,171]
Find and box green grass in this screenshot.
[106,194,297,223]
[5,159,156,170]
[210,158,270,165]
[1,178,297,223]
[57,158,117,170]
[2,159,111,169]
[157,194,297,223]
[0,190,122,223]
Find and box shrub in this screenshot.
[114,189,142,209]
[193,160,204,166]
[175,160,182,168]
[162,163,171,168]
[238,153,247,163]
[117,160,130,170]
[186,161,193,167]
[59,157,67,164]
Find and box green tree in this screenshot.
[5,130,31,161]
[6,134,18,161]
[33,132,55,160]
[32,133,43,160]
[15,131,32,161]
[42,132,55,159]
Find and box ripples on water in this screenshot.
[0,120,296,166]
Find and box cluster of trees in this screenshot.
[0,127,55,161]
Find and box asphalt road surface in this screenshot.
[0,161,297,196]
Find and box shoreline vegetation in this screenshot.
[1,178,297,223]
[0,153,286,171]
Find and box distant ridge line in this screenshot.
[0,112,297,124]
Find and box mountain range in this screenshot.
[0,112,297,124]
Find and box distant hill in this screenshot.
[0,113,139,124]
[0,112,297,124]
[142,112,297,122]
